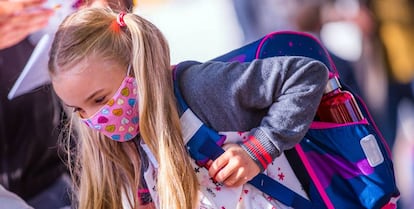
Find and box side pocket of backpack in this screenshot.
[294,121,399,209]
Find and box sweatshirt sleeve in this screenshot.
[178,56,329,171]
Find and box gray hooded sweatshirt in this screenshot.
[177,56,329,170]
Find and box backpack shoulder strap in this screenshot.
[173,61,226,164]
[173,62,313,209]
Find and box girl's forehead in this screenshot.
[58,57,125,76]
[53,59,126,88]
[52,59,127,105]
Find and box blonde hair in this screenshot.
[49,7,199,209]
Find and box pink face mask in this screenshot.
[81,75,139,142]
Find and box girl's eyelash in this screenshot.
[95,96,106,104]
[70,96,106,113]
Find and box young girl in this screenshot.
[48,7,328,209]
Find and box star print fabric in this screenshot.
[141,131,308,209]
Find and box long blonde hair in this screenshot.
[49,7,199,209]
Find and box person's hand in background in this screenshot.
[0,0,53,50]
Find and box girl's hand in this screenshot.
[207,143,260,187]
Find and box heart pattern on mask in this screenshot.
[93,125,102,130]
[121,87,130,96]
[107,99,115,106]
[132,116,139,124]
[124,133,133,140]
[128,98,136,107]
[111,135,121,141]
[101,108,110,115]
[112,108,123,116]
[126,109,133,116]
[121,117,129,125]
[105,125,116,133]
[98,116,109,123]
[117,98,124,105]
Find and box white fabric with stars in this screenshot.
[140,130,308,209]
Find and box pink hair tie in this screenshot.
[117,12,127,27]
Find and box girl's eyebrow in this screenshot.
[63,89,105,108]
[65,103,76,108]
[64,102,81,110]
[84,89,105,103]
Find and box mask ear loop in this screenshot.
[127,64,132,76]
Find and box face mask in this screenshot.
[81,71,139,142]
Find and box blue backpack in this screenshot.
[174,31,400,209]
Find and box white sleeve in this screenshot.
[0,185,34,209]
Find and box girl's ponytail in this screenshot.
[124,13,199,209]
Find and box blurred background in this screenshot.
[135,0,414,208]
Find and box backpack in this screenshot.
[174,31,400,209]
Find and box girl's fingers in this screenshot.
[208,154,229,182]
[223,171,246,187]
[216,160,249,187]
[214,162,235,184]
